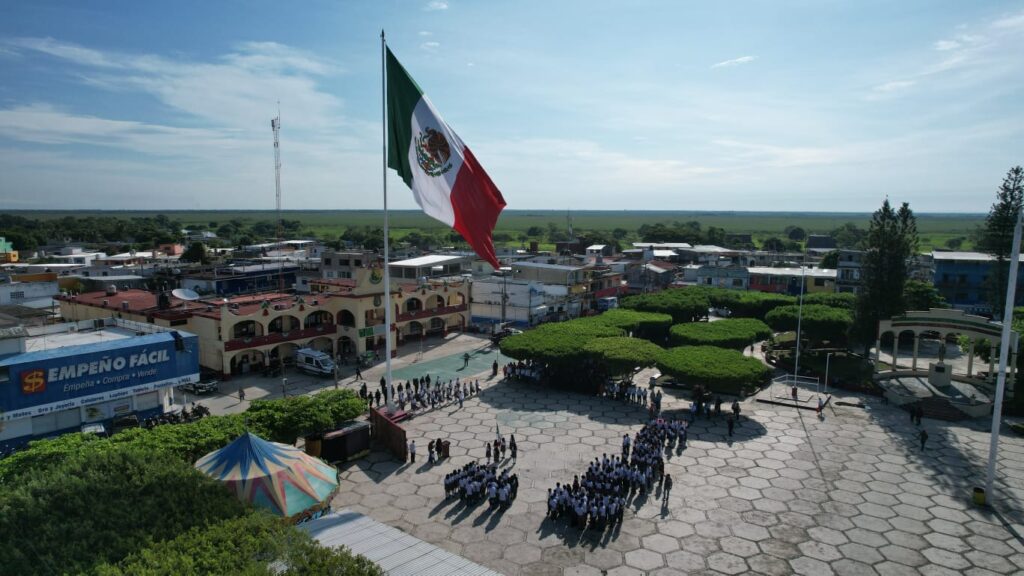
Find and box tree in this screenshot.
[583,337,663,377]
[978,166,1024,318]
[621,288,710,323]
[904,279,948,311]
[830,222,867,249]
[762,237,786,252]
[656,346,769,395]
[593,308,674,341]
[95,513,383,576]
[669,318,772,350]
[612,227,629,240]
[180,242,210,264]
[820,250,840,269]
[853,200,917,353]
[765,304,853,348]
[526,226,544,237]
[785,226,807,241]
[944,237,965,250]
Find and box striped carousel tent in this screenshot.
[194,432,339,520]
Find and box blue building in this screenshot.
[932,251,1024,316]
[0,318,199,450]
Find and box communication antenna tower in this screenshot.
[271,105,284,292]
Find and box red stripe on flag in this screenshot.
[450,146,506,269]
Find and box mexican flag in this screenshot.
[386,47,506,269]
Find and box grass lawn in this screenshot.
[10,209,983,253]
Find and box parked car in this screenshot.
[491,327,523,344]
[180,371,219,394]
[708,307,732,318]
[111,415,140,434]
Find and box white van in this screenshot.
[295,348,335,377]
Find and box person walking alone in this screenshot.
[409,440,417,463]
[662,474,673,503]
[727,415,735,438]
[919,429,928,451]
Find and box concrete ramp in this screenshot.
[299,509,503,576]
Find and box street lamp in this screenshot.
[824,352,833,396]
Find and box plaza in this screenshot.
[330,340,1024,576]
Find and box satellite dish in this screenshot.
[171,288,201,301]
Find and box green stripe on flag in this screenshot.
[386,47,425,187]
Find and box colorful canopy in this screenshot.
[195,432,338,519]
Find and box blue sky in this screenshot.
[0,0,1022,212]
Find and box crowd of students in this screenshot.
[359,376,480,412]
[604,381,664,413]
[501,360,541,382]
[444,460,520,509]
[547,417,682,530]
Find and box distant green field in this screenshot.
[8,209,983,252]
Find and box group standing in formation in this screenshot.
[444,459,520,509]
[359,375,480,412]
[547,417,682,531]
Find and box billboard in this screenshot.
[1,331,199,422]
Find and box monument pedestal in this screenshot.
[928,362,951,388]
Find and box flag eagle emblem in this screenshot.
[415,127,453,177]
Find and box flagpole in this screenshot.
[985,206,1022,503]
[381,29,394,413]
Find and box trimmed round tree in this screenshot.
[621,288,710,323]
[669,318,772,350]
[656,346,770,396]
[583,337,664,378]
[704,288,796,320]
[594,308,673,341]
[499,318,624,368]
[802,292,856,310]
[764,304,853,347]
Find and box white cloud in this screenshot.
[424,1,448,11]
[418,31,433,37]
[992,10,1024,30]
[420,41,440,53]
[0,39,383,209]
[8,37,122,68]
[711,55,755,69]
[712,139,843,168]
[933,40,960,51]
[873,80,915,93]
[6,38,345,133]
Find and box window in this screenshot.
[340,259,350,266]
[0,366,8,383]
[10,290,25,300]
[814,278,826,286]
[732,279,743,287]
[354,260,362,266]
[323,258,332,266]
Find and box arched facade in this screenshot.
[56,273,472,378]
[876,309,1018,390]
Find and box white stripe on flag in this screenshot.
[405,96,465,227]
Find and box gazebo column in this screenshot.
[875,338,882,366]
[988,348,996,384]
[966,339,975,377]
[892,335,899,372]
[912,333,920,371]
